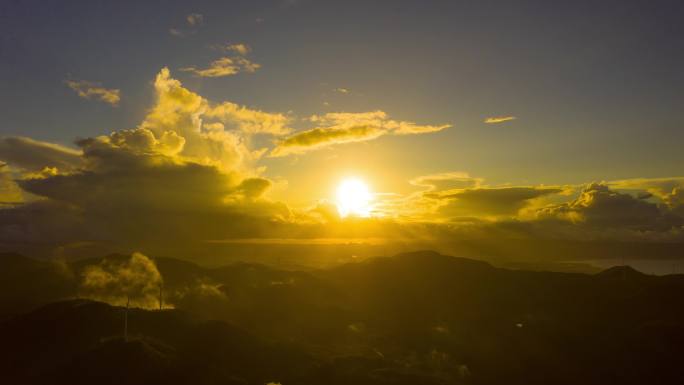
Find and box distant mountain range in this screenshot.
[1,250,684,384]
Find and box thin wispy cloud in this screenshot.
[484,116,516,124]
[184,42,260,77]
[270,111,450,157]
[181,56,260,77]
[186,13,204,26]
[65,80,120,106]
[169,12,204,37]
[210,43,252,55]
[169,28,184,37]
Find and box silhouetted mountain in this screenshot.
[0,299,453,385]
[596,265,648,280]
[0,252,73,318]
[2,250,684,384]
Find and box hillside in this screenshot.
[1,250,684,384]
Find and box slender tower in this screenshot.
[159,282,163,311]
[124,295,130,342]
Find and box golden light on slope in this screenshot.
[336,178,373,218]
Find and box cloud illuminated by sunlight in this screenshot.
[484,116,516,124]
[181,56,261,77]
[270,111,450,157]
[65,79,120,106]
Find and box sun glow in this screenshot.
[336,178,373,218]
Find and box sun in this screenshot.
[336,178,373,218]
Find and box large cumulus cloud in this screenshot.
[0,69,293,253]
[537,182,682,231]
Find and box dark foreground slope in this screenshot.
[0,300,450,385]
[1,250,684,384]
[0,299,318,385]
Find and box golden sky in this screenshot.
[1,2,684,260]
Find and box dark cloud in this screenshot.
[0,199,88,245]
[0,136,82,172]
[538,183,682,231]
[10,138,290,245]
[427,187,562,218]
[610,177,684,216]
[236,178,272,199]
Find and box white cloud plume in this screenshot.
[80,252,164,309]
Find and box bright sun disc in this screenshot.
[336,178,372,218]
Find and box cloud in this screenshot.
[0,136,82,172]
[271,125,385,157]
[181,56,261,77]
[9,133,289,249]
[186,13,204,26]
[18,146,239,213]
[5,66,684,259]
[183,42,259,78]
[270,111,450,157]
[138,67,278,169]
[380,172,566,221]
[607,177,684,209]
[169,13,204,37]
[0,165,24,205]
[175,279,227,302]
[80,252,163,308]
[435,186,562,218]
[228,43,251,55]
[65,80,120,106]
[0,68,297,252]
[211,43,252,56]
[333,87,350,94]
[410,172,483,192]
[169,28,184,37]
[236,177,273,199]
[206,102,291,136]
[537,183,681,230]
[64,67,286,174]
[484,116,516,124]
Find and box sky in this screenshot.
[1,0,684,262]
